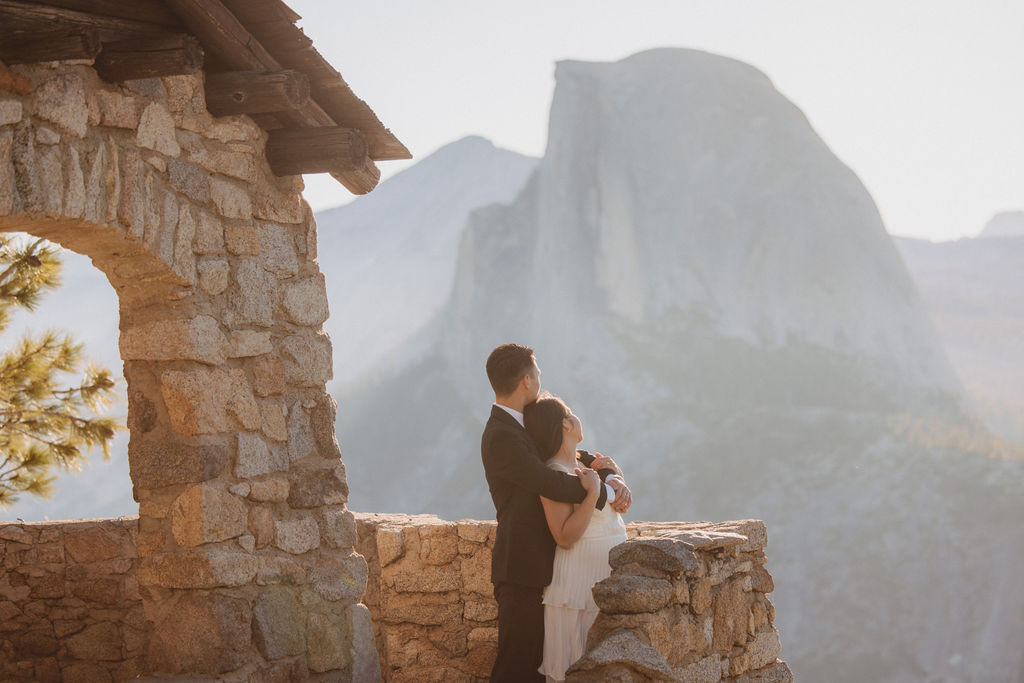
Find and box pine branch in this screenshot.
[0,238,44,289]
[0,235,119,506]
[1,422,74,455]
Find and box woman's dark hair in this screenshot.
[523,393,569,462]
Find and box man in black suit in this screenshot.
[482,343,632,682]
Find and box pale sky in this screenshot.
[289,0,1024,242]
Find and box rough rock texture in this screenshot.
[0,518,145,681]
[353,515,790,683]
[0,60,376,681]
[355,513,496,682]
[1,515,384,682]
[4,515,788,681]
[568,521,791,683]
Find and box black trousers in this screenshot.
[490,581,546,683]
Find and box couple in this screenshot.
[481,343,633,682]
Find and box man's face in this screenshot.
[524,359,541,403]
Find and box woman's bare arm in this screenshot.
[540,468,599,549]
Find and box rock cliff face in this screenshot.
[316,136,537,386]
[338,49,1024,682]
[507,51,953,387]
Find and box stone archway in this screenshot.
[1,62,377,679]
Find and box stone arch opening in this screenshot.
[0,213,196,501]
[1,62,376,679]
[0,229,125,523]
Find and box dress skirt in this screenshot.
[538,506,627,681]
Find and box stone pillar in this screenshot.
[0,62,380,681]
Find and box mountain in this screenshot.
[341,46,967,513]
[896,229,1024,441]
[337,49,1024,682]
[978,210,1024,238]
[316,136,537,387]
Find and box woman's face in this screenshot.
[562,408,584,445]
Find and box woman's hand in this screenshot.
[574,466,600,495]
[590,453,620,474]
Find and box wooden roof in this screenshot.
[0,0,410,193]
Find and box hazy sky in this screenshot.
[288,0,1023,242]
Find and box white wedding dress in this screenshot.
[538,492,628,681]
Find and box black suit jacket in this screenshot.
[481,405,609,588]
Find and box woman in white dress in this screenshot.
[524,394,628,682]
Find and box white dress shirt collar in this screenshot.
[494,403,524,428]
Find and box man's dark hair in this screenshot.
[486,343,535,396]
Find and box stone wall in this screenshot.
[354,514,498,683]
[0,59,376,680]
[1,518,143,682]
[353,515,791,682]
[3,514,789,681]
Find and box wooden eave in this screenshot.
[0,0,410,193]
[221,0,409,161]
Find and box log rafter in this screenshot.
[205,69,309,117]
[0,0,174,42]
[266,126,368,176]
[160,0,381,192]
[222,0,411,161]
[0,28,100,64]
[17,0,184,27]
[94,34,204,83]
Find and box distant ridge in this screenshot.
[979,210,1024,238]
[316,136,537,386]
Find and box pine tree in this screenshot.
[0,235,120,507]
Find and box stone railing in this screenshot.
[3,514,789,681]
[353,515,791,682]
[354,513,498,682]
[568,521,792,682]
[0,517,145,681]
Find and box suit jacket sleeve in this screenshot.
[577,449,617,482]
[485,430,608,509]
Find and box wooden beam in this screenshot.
[0,60,33,95]
[159,0,275,72]
[212,0,299,26]
[161,0,392,193]
[0,0,172,42]
[205,69,309,117]
[94,34,203,82]
[0,28,100,64]
[248,113,285,130]
[160,0,333,129]
[266,126,369,175]
[331,160,381,196]
[222,0,412,161]
[26,0,184,28]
